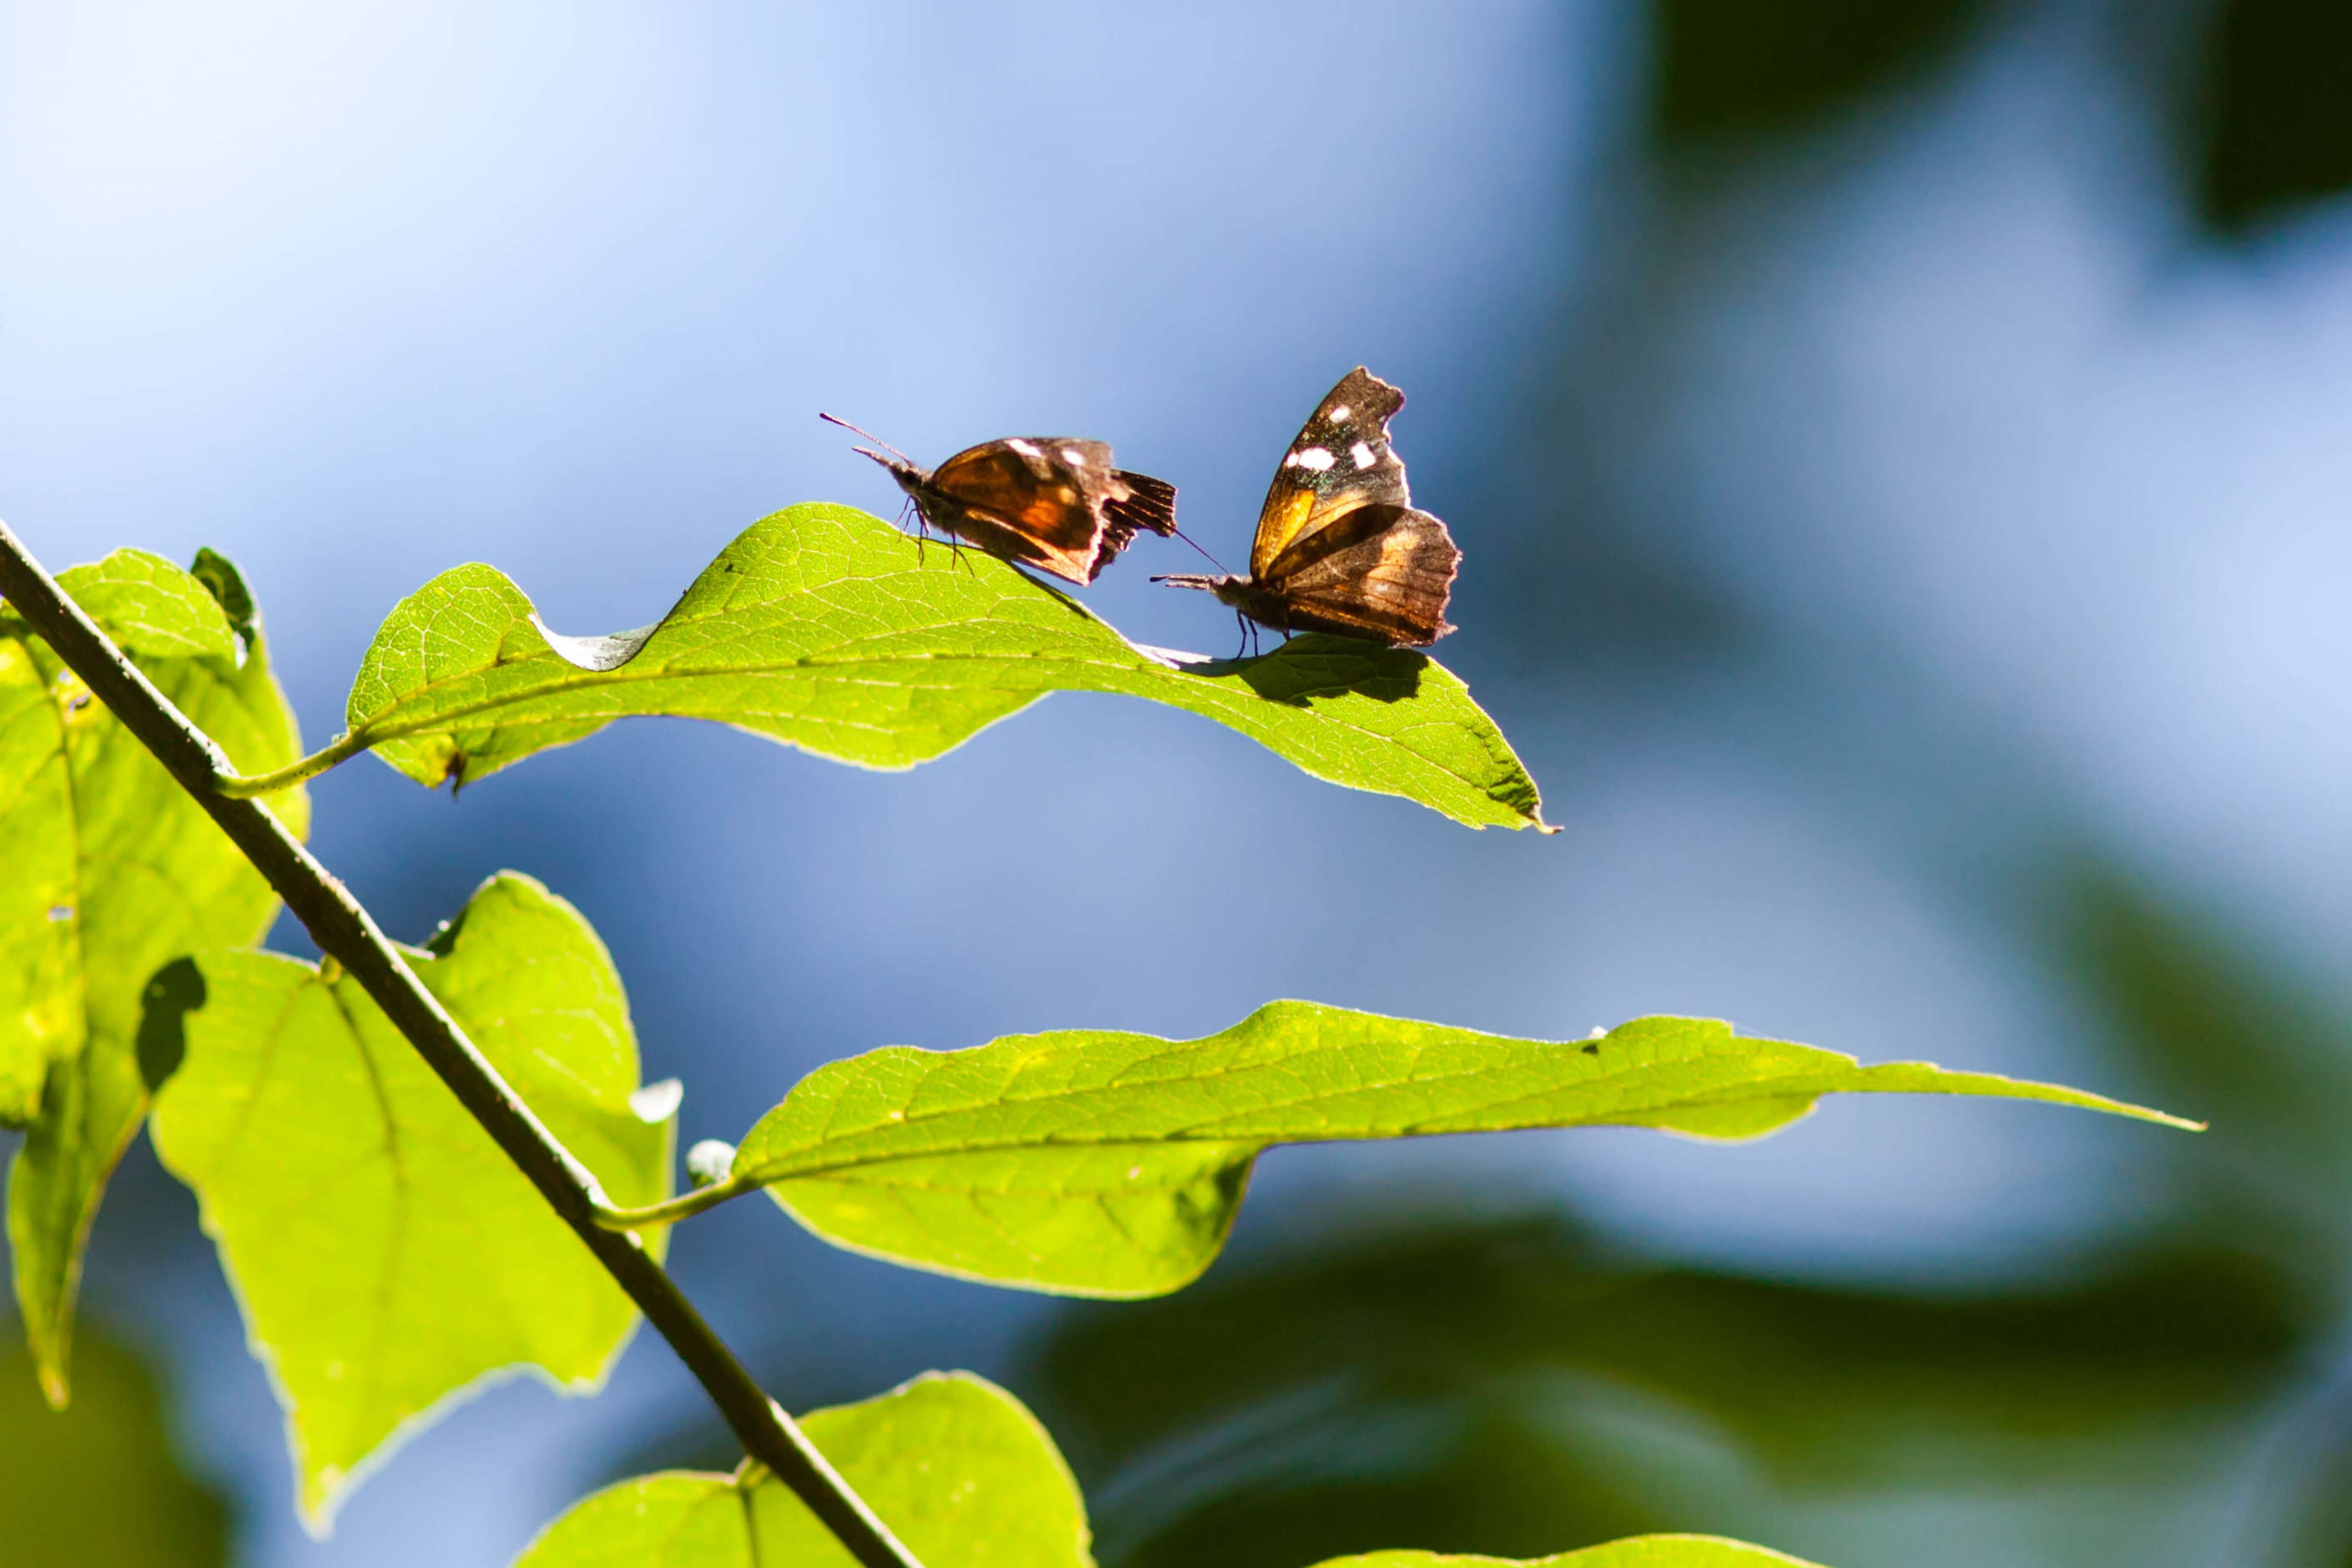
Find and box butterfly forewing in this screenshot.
[930,438,1121,557]
[839,415,1180,585]
[1248,367,1412,580]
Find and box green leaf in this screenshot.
[727,1005,2197,1297]
[512,1372,1091,1568]
[515,1373,1829,1568]
[1312,1539,1826,1567]
[41,549,239,662]
[146,872,675,1532]
[1,1317,232,1567]
[340,503,1548,830]
[1,549,307,1407]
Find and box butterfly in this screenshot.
[823,414,1178,585]
[1155,367,1459,650]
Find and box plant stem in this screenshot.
[594,1173,759,1230]
[0,519,925,1568]
[212,732,371,796]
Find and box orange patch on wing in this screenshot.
[1018,496,1081,538]
[1254,488,1319,576]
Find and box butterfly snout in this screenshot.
[849,447,927,497]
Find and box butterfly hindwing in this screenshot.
[1105,469,1178,539]
[1262,503,1460,644]
[1248,367,1412,580]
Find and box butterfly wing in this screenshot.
[1105,469,1178,537]
[1089,470,1179,583]
[926,437,1125,582]
[1259,503,1460,645]
[1247,367,1412,581]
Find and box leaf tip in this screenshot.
[298,1471,343,1540]
[528,611,658,674]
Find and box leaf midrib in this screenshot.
[351,634,1154,743]
[743,1049,1841,1185]
[320,975,413,1470]
[351,631,1434,757]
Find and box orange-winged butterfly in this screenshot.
[824,414,1178,585]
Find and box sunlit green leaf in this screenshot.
[728,1005,2195,1297]
[1315,1539,1825,1567]
[512,1372,1090,1568]
[146,872,674,1532]
[34,549,239,663]
[340,503,1548,830]
[1,549,307,1406]
[1,1317,231,1566]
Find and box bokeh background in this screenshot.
[6,2,2352,1564]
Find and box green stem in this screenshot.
[213,731,371,796]
[594,1173,758,1231]
[0,519,926,1568]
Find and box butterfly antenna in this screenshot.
[1168,524,1226,573]
[818,412,915,466]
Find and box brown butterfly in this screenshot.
[823,413,1178,585]
[1155,367,1459,650]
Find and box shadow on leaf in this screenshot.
[133,959,206,1095]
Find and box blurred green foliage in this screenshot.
[1022,1214,2303,1568]
[1646,0,2352,233]
[0,1317,228,1567]
[2197,0,2352,232]
[2054,863,2352,1273]
[1649,0,1983,143]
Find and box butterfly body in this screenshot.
[847,430,1177,585]
[1158,368,1459,647]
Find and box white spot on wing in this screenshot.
[1060,447,1087,465]
[1350,441,1376,469]
[1325,404,1350,422]
[1292,446,1336,472]
[1006,438,1042,457]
